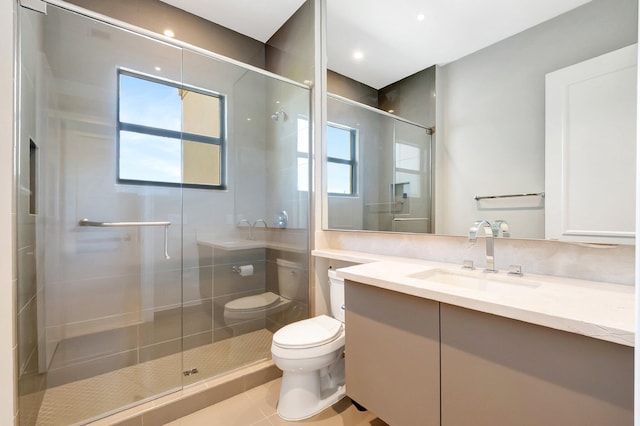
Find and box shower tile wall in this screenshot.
[265,1,314,233]
[210,247,268,341]
[265,244,310,331]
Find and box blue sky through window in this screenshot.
[119,74,184,183]
[119,131,182,183]
[119,75,182,131]
[327,125,352,160]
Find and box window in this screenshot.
[327,124,357,195]
[118,70,226,189]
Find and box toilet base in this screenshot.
[277,357,346,421]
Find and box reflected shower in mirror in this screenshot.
[325,0,637,243]
[325,94,433,233]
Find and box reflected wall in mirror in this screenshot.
[325,0,638,243]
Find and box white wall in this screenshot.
[1,0,16,424]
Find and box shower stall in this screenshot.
[16,3,311,424]
[326,94,433,233]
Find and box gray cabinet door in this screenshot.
[441,304,633,426]
[345,281,440,426]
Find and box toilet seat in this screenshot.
[225,292,281,313]
[273,315,343,349]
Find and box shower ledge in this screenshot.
[197,237,307,253]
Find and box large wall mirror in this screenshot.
[324,0,637,244]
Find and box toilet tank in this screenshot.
[276,258,305,301]
[328,269,345,323]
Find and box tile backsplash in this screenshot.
[318,231,634,286]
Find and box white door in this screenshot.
[545,44,637,244]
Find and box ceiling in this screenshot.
[159,0,307,43]
[160,0,592,89]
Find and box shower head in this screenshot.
[271,109,287,121]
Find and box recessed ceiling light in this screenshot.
[164,29,175,38]
[388,109,395,113]
[417,13,425,21]
[154,66,161,71]
[353,50,364,61]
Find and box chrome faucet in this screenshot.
[469,220,497,273]
[254,219,269,228]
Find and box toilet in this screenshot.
[223,258,304,325]
[271,269,346,421]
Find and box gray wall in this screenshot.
[327,66,437,128]
[266,0,314,84]
[436,0,638,237]
[65,0,266,68]
[379,66,436,128]
[327,70,378,107]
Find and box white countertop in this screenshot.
[314,249,634,347]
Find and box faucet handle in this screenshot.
[508,265,523,276]
[492,220,510,238]
[462,259,475,270]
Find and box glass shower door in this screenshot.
[18,5,185,424]
[392,120,433,233]
[177,49,312,386]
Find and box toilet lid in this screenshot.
[225,292,281,312]
[273,315,343,349]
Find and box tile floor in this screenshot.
[166,378,388,426]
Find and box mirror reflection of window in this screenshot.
[327,124,357,195]
[395,142,422,197]
[118,71,226,189]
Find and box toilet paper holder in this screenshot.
[232,264,254,277]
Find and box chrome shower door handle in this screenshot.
[163,223,170,260]
[79,218,172,260]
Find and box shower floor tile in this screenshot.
[35,329,274,425]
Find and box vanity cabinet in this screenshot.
[345,281,440,426]
[440,304,633,426]
[345,281,633,426]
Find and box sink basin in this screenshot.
[407,269,541,293]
